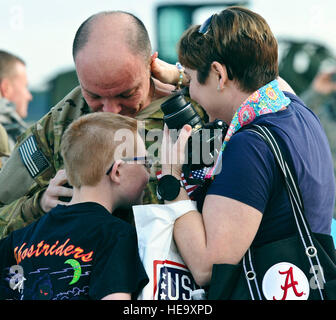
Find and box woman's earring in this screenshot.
[217,83,225,91]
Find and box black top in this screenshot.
[0,202,148,300]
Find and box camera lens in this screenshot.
[161,91,203,130]
[161,93,186,115]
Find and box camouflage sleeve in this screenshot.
[0,187,47,238]
[0,111,57,239]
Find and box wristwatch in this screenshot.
[157,175,185,201]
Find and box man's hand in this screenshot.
[39,169,73,213]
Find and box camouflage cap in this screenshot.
[0,124,10,157]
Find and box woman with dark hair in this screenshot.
[154,6,335,292]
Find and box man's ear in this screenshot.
[108,160,123,184]
[0,78,12,99]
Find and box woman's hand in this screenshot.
[151,52,180,85]
[161,124,192,178]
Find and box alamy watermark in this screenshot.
[110,121,224,174]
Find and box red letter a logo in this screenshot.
[273,267,305,300]
[262,262,309,300]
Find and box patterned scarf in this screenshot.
[205,79,290,179]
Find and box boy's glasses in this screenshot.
[198,14,214,34]
[106,156,153,175]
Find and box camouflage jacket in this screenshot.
[0,123,10,169]
[0,98,28,151]
[0,86,207,238]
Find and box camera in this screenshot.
[161,88,228,184]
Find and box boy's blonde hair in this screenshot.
[61,112,138,188]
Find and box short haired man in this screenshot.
[0,11,205,237]
[0,50,32,152]
[0,112,149,300]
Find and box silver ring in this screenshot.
[246,270,256,281]
[306,246,317,257]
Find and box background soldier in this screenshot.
[0,50,32,153]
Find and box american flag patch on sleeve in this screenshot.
[18,135,50,178]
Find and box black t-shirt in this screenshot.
[0,202,148,300]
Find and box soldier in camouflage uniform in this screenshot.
[0,50,32,166]
[300,70,336,218]
[0,123,10,169]
[0,11,207,238]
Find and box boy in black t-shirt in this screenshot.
[0,113,150,300]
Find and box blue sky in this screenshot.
[1,0,335,90]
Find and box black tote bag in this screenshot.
[208,125,336,300]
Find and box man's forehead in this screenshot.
[6,61,27,80]
[77,52,145,96]
[84,69,141,96]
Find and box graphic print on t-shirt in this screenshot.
[3,262,92,300]
[3,236,95,299]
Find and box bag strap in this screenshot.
[243,124,325,300]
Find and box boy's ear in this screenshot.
[108,160,123,184]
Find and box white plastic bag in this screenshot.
[133,203,198,300]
